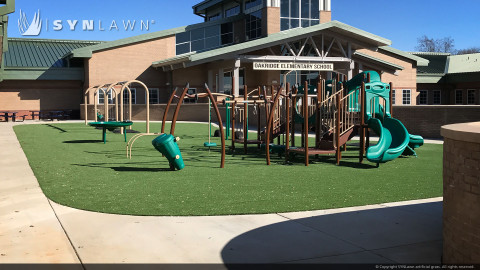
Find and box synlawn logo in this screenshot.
[18,9,155,37]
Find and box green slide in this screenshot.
[402,134,424,156]
[366,117,410,163]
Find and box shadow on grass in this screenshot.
[111,166,173,172]
[63,140,104,144]
[46,124,68,133]
[72,161,175,172]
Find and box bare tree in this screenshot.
[416,35,437,52]
[457,47,480,55]
[415,35,456,53]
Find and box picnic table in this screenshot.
[0,111,18,122]
[30,110,42,120]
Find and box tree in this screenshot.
[456,47,480,55]
[415,35,456,54]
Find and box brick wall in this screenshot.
[442,123,480,264]
[393,105,480,138]
[0,80,84,114]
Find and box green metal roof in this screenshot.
[4,38,102,68]
[446,53,480,74]
[154,20,392,68]
[411,53,448,74]
[352,51,404,71]
[379,46,429,66]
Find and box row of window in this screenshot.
[280,0,320,31]
[208,0,262,22]
[394,89,477,105]
[175,22,234,55]
[98,88,160,105]
[455,89,477,105]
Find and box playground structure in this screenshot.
[262,71,424,166]
[85,71,423,170]
[84,80,152,144]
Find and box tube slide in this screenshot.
[366,117,410,163]
[402,134,424,156]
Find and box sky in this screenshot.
[7,0,480,52]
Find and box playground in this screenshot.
[13,121,442,216]
[10,71,444,216]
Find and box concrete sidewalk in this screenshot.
[0,121,443,265]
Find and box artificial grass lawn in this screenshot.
[14,122,443,216]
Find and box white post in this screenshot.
[234,59,241,97]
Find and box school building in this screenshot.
[0,0,479,121]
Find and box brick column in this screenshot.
[441,122,480,264]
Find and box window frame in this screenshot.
[148,88,160,105]
[208,13,221,21]
[122,88,136,105]
[98,88,114,105]
[418,90,428,105]
[455,89,463,105]
[433,90,441,105]
[245,0,263,11]
[225,5,240,18]
[184,88,197,104]
[392,89,395,105]
[245,10,262,41]
[280,0,320,31]
[467,89,476,105]
[402,89,411,105]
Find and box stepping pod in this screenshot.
[152,134,185,170]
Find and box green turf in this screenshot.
[13,122,443,216]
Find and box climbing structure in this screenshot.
[265,71,423,166]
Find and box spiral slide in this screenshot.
[365,117,410,164]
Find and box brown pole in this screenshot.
[285,83,291,163]
[162,87,178,134]
[170,85,190,135]
[266,85,283,165]
[205,85,226,168]
[291,86,297,147]
[244,85,248,153]
[316,79,322,149]
[304,81,309,166]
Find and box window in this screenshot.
[281,0,320,31]
[418,90,428,105]
[433,90,441,105]
[455,90,463,104]
[184,88,197,104]
[221,22,234,45]
[245,0,262,10]
[175,23,233,55]
[208,13,221,21]
[148,88,160,104]
[391,89,395,105]
[402,89,411,105]
[225,5,240,17]
[245,10,262,40]
[98,89,114,105]
[123,88,136,104]
[222,69,246,95]
[467,89,476,105]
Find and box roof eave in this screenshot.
[379,46,429,66]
